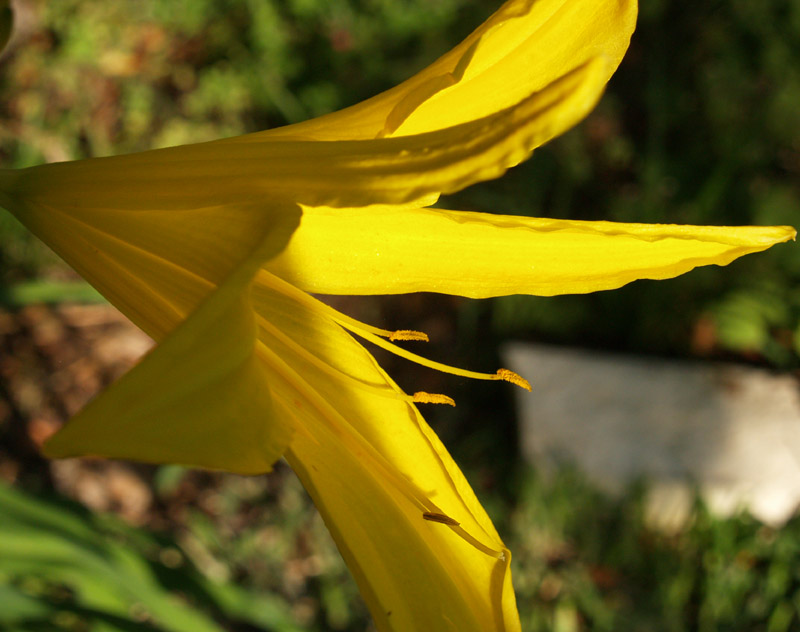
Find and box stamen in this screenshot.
[255,341,432,509]
[421,510,507,560]
[256,312,425,404]
[255,270,430,343]
[412,392,456,406]
[353,327,532,390]
[451,526,508,560]
[258,270,531,391]
[253,273,518,566]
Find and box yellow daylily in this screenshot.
[0,0,794,630]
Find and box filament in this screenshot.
[255,269,531,391]
[256,313,453,405]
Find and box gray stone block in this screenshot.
[504,343,800,529]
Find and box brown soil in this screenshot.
[0,303,155,522]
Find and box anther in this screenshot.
[390,329,430,342]
[423,511,460,526]
[412,392,456,406]
[496,368,531,391]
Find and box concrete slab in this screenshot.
[504,343,800,529]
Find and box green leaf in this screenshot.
[0,484,304,632]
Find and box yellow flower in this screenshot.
[0,1,794,630]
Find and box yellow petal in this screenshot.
[0,57,609,215]
[267,206,796,298]
[43,238,294,474]
[0,169,300,341]
[250,271,519,630]
[264,0,637,140]
[286,437,516,632]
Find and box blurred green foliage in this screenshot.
[7,469,800,631]
[0,481,303,631]
[1,0,800,630]
[506,469,800,632]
